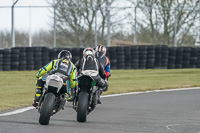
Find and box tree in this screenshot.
[128,0,199,46]
[53,0,114,47]
[0,31,11,48]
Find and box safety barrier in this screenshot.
[0,45,200,71]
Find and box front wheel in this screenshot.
[77,91,89,122]
[39,93,55,125]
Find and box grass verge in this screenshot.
[0,69,200,111]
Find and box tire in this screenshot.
[77,91,89,122]
[39,93,55,125]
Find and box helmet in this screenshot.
[58,50,72,61]
[95,45,107,55]
[83,47,95,56]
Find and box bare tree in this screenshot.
[128,0,199,46]
[54,0,115,47]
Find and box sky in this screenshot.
[0,0,136,34]
[0,0,136,32]
[0,0,53,32]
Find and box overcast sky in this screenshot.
[0,0,53,32]
[0,0,134,33]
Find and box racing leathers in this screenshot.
[95,51,111,79]
[33,58,77,107]
[95,51,111,104]
[75,54,108,91]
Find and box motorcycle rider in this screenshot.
[95,45,111,79]
[95,45,111,104]
[75,47,108,98]
[32,50,77,107]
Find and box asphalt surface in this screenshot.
[1,89,200,133]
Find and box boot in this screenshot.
[97,97,101,104]
[97,89,102,104]
[32,89,41,107]
[67,88,75,102]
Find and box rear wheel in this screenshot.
[77,91,89,122]
[39,93,55,125]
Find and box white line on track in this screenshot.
[166,124,180,132]
[0,87,200,117]
[101,87,200,98]
[0,106,34,117]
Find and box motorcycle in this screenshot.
[37,73,68,125]
[72,74,98,123]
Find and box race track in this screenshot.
[1,88,200,133]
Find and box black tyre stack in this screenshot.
[116,47,125,69]
[0,50,3,71]
[175,47,183,68]
[146,45,155,69]
[79,48,84,58]
[161,45,168,69]
[131,45,139,69]
[2,49,11,71]
[167,47,176,69]
[11,48,20,70]
[189,47,198,68]
[26,47,34,70]
[17,47,27,71]
[49,48,57,61]
[154,45,162,69]
[138,45,147,69]
[124,46,132,69]
[109,47,117,69]
[182,47,191,68]
[33,47,43,70]
[41,47,49,66]
[72,48,80,64]
[1,45,200,71]
[196,48,200,68]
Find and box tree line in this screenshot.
[0,0,199,48]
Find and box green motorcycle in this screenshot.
[73,75,98,123]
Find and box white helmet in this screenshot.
[83,47,95,56]
[95,45,107,55]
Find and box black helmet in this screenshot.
[58,50,72,61]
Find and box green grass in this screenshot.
[0,71,36,111]
[0,69,200,111]
[104,69,200,94]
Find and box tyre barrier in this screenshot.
[109,47,117,69]
[0,45,200,71]
[0,50,3,71]
[3,49,11,71]
[196,48,200,68]
[131,45,139,69]
[116,47,125,69]
[146,45,155,69]
[124,46,131,69]
[167,47,176,69]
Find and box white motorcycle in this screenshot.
[38,73,68,125]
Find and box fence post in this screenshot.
[53,5,56,48]
[95,6,98,47]
[106,0,111,47]
[29,5,32,47]
[134,4,137,45]
[11,0,19,48]
[53,0,62,48]
[174,5,179,47]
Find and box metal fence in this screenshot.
[0,0,199,48]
